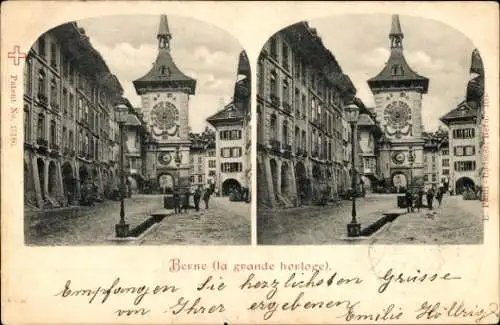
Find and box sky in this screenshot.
[78,15,244,133]
[305,14,476,131]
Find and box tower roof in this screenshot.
[368,15,429,93]
[390,14,404,37]
[158,15,171,37]
[470,49,484,75]
[133,15,196,95]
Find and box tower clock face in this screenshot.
[150,101,179,137]
[158,152,172,165]
[383,100,412,137]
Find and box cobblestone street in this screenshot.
[25,195,250,245]
[371,195,484,244]
[257,193,484,245]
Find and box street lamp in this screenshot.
[345,102,361,237]
[115,104,129,238]
[408,145,415,190]
[174,146,182,189]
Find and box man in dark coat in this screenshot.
[427,188,435,210]
[436,188,444,207]
[203,189,211,209]
[173,190,181,214]
[193,187,201,212]
[405,189,413,213]
[417,188,424,212]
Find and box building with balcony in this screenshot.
[440,49,484,195]
[24,22,126,209]
[256,21,358,208]
[357,107,383,193]
[207,51,251,197]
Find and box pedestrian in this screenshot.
[183,190,190,213]
[427,188,435,210]
[436,188,444,207]
[417,188,424,212]
[173,190,180,214]
[405,188,413,213]
[194,187,201,212]
[203,188,211,209]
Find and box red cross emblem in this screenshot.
[8,45,26,66]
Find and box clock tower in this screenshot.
[133,15,197,191]
[368,15,429,190]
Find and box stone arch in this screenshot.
[48,161,58,197]
[312,164,322,180]
[222,178,241,196]
[37,158,45,200]
[79,165,89,184]
[269,158,278,197]
[391,172,408,193]
[281,161,291,195]
[455,177,475,195]
[158,173,175,193]
[24,159,35,205]
[62,162,75,204]
[295,161,308,201]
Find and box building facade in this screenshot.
[256,22,358,208]
[367,15,429,191]
[188,128,216,191]
[357,110,383,193]
[207,51,251,197]
[134,15,196,192]
[24,22,125,209]
[440,49,484,195]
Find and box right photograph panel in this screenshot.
[256,14,485,245]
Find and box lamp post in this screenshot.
[345,103,361,237]
[408,145,415,190]
[115,104,129,238]
[174,146,182,189]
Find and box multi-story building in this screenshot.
[440,49,484,195]
[357,107,383,193]
[24,22,125,209]
[205,142,217,191]
[135,15,196,192]
[367,15,429,191]
[188,129,216,191]
[207,51,251,197]
[256,21,358,208]
[422,132,440,190]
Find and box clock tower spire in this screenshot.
[367,15,430,191]
[134,14,197,192]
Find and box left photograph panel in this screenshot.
[23,14,252,246]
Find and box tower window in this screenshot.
[160,65,170,76]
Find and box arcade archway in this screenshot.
[48,161,58,197]
[222,178,241,196]
[391,172,408,193]
[158,173,175,193]
[455,177,475,195]
[269,159,278,197]
[281,162,291,196]
[62,162,75,203]
[37,158,45,200]
[295,161,308,201]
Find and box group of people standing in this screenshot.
[405,186,445,213]
[172,186,212,214]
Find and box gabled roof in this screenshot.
[206,103,245,127]
[440,101,478,124]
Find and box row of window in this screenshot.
[454,161,476,171]
[208,159,216,168]
[221,162,243,173]
[454,145,476,156]
[266,36,345,105]
[220,130,242,140]
[221,147,242,158]
[452,128,475,139]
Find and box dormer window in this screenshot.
[391,65,404,76]
[160,65,170,76]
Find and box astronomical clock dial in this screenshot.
[392,152,405,165]
[150,101,179,137]
[158,152,172,165]
[383,100,412,137]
